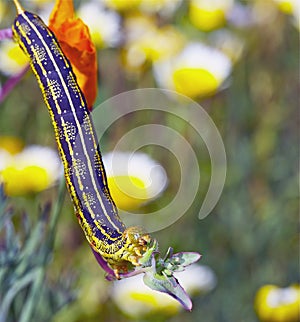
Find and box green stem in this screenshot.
[18,269,44,322]
[46,177,66,253]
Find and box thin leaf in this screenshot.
[0,269,38,322]
[143,270,193,311]
[165,252,202,272]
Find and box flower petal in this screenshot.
[0,28,13,41]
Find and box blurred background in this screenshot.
[0,0,299,321]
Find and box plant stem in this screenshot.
[46,177,66,253]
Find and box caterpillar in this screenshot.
[11,0,155,276]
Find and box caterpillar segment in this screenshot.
[12,0,155,276]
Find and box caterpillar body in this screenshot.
[12,0,152,274]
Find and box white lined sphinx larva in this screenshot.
[11,0,154,275]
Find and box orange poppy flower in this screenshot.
[49,0,97,110]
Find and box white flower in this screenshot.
[111,264,216,317]
[102,151,168,210]
[78,1,122,48]
[153,42,232,98]
[0,40,29,76]
[174,264,217,295]
[255,284,300,322]
[122,14,185,73]
[139,0,183,17]
[209,29,245,63]
[0,144,62,196]
[191,0,234,11]
[101,0,141,11]
[14,145,62,181]
[0,149,12,171]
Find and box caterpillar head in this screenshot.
[121,226,157,266]
[108,226,157,279]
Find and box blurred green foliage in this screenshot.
[0,181,74,322]
[0,0,299,321]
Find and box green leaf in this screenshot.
[143,270,192,311]
[165,252,201,272]
[138,239,158,267]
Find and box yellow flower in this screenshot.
[273,0,298,14]
[153,42,232,98]
[122,14,185,74]
[0,41,29,76]
[102,151,168,211]
[111,264,216,317]
[255,284,300,322]
[273,0,300,29]
[0,144,62,196]
[102,0,142,11]
[189,0,234,32]
[78,1,121,48]
[0,136,24,154]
